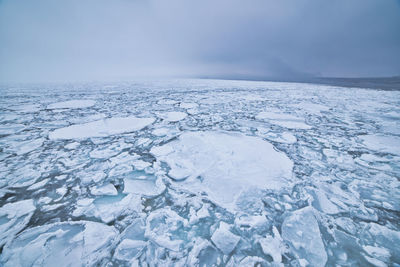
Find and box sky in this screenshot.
[0,0,399,82]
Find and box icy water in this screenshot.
[0,79,399,266]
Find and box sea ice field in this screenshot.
[0,79,399,266]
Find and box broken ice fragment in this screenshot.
[90,183,118,196]
[0,199,35,246]
[259,226,285,263]
[114,239,147,262]
[211,222,240,255]
[0,221,117,266]
[282,207,327,266]
[145,208,187,251]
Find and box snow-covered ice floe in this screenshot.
[1,79,400,266]
[47,99,96,109]
[159,111,187,122]
[151,131,293,211]
[49,116,155,139]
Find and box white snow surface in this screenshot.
[151,131,293,210]
[49,116,155,139]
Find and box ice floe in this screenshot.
[360,134,400,155]
[47,100,96,109]
[256,110,311,129]
[282,207,327,266]
[211,222,240,255]
[151,131,293,210]
[49,116,155,139]
[0,199,35,247]
[160,111,187,122]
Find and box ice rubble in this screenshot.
[73,194,142,223]
[0,221,117,267]
[47,99,96,109]
[49,116,155,139]
[151,131,293,210]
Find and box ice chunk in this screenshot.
[27,178,49,191]
[0,199,35,246]
[187,238,220,266]
[362,222,400,263]
[363,245,391,263]
[257,128,297,144]
[0,221,117,266]
[114,239,147,262]
[132,160,151,170]
[145,208,187,251]
[12,138,44,155]
[360,134,400,155]
[238,256,267,266]
[282,207,327,266]
[180,102,198,109]
[151,131,293,210]
[123,177,165,197]
[256,110,311,129]
[259,226,286,263]
[158,99,178,105]
[47,100,95,109]
[90,183,118,196]
[160,111,187,122]
[211,222,240,255]
[310,188,341,214]
[235,214,268,230]
[0,124,25,135]
[49,116,155,139]
[9,104,41,113]
[73,194,143,223]
[64,141,79,150]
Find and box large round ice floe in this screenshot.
[49,116,155,139]
[151,131,294,211]
[0,221,118,267]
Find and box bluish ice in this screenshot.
[0,79,399,266]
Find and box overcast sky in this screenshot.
[0,0,399,82]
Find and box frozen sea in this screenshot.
[0,79,399,266]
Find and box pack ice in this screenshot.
[1,79,400,266]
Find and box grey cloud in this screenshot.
[0,0,399,82]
